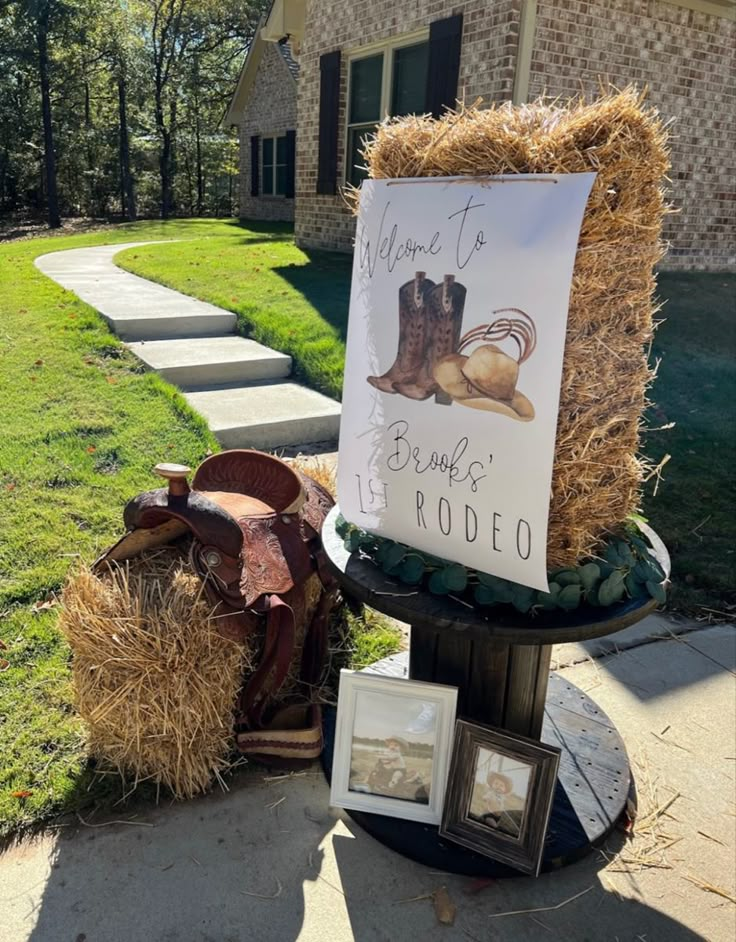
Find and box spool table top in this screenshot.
[322,504,670,646]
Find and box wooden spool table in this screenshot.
[321,505,670,876]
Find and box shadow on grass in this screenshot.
[272,249,353,343]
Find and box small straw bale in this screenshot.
[59,548,251,800]
[357,87,670,566]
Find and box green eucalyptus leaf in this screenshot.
[585,585,601,607]
[429,570,450,595]
[477,572,506,590]
[511,585,536,613]
[556,569,581,587]
[474,585,497,606]
[629,534,650,555]
[494,583,515,604]
[558,584,582,611]
[598,560,616,579]
[646,580,667,604]
[347,530,362,553]
[625,571,648,599]
[537,583,561,610]
[604,544,623,568]
[598,570,626,606]
[399,555,425,585]
[442,564,468,593]
[578,562,601,590]
[335,514,350,537]
[616,541,636,567]
[375,541,390,564]
[382,543,406,571]
[634,556,665,584]
[645,554,665,581]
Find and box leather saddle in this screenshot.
[94,450,338,763]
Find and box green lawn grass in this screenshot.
[642,272,736,616]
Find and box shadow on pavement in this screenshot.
[20,772,336,942]
[330,821,705,941]
[582,623,736,702]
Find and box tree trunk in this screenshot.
[37,13,60,228]
[117,75,136,220]
[195,115,203,216]
[193,57,203,215]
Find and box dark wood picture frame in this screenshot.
[440,720,561,876]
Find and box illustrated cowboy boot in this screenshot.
[367,272,435,394]
[394,274,466,404]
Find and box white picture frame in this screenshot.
[329,670,458,824]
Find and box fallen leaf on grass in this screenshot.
[12,790,33,799]
[5,483,16,491]
[0,658,9,671]
[433,886,456,926]
[34,359,43,366]
[86,446,96,454]
[32,597,57,613]
[106,376,117,384]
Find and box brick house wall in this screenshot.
[294,1,521,252]
[528,0,735,271]
[236,42,297,222]
[291,0,734,270]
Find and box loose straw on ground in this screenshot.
[355,87,670,566]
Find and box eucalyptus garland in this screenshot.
[335,515,667,614]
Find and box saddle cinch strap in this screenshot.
[94,451,337,763]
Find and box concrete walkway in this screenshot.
[35,243,341,452]
[2,622,734,942]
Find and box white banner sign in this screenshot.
[337,174,596,591]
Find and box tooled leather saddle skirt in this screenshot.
[94,450,338,763]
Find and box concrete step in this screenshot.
[127,336,292,389]
[184,381,341,450]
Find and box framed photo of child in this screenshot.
[329,670,458,824]
[440,720,561,876]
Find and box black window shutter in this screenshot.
[317,50,341,195]
[250,134,260,197]
[426,14,463,118]
[285,129,296,199]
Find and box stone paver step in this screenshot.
[127,336,291,389]
[184,381,341,450]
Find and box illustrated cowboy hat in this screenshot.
[433,309,537,422]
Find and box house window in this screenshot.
[346,34,429,188]
[262,135,287,196]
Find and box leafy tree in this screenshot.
[0,0,266,224]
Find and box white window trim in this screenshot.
[344,28,430,184]
[261,133,287,198]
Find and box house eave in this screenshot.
[260,0,307,53]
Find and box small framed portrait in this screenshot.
[329,670,458,824]
[440,720,560,876]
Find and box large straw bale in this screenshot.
[359,87,670,566]
[60,548,250,799]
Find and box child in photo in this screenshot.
[369,736,407,790]
[474,771,526,839]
